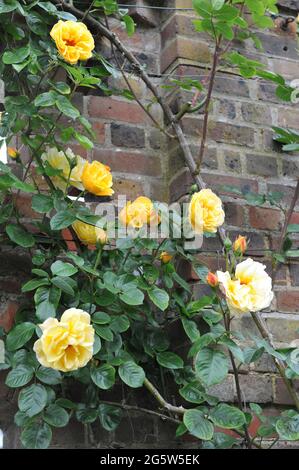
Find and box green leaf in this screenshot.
[0,1,19,14]
[210,404,246,429]
[21,422,52,449]
[119,287,144,306]
[186,296,213,315]
[6,224,35,248]
[50,210,76,230]
[51,276,75,296]
[34,91,57,108]
[94,325,113,342]
[98,404,122,431]
[51,81,71,95]
[192,0,213,18]
[156,352,184,369]
[118,361,145,388]
[18,384,48,417]
[44,404,69,428]
[122,14,135,36]
[181,317,200,342]
[5,364,34,388]
[276,414,299,440]
[179,382,206,404]
[50,260,78,277]
[91,364,116,390]
[148,287,169,311]
[6,322,35,351]
[76,405,98,423]
[3,45,30,64]
[195,348,229,386]
[92,311,110,324]
[183,409,214,440]
[22,278,50,293]
[56,95,80,120]
[110,315,130,333]
[74,132,94,150]
[32,194,53,213]
[34,287,60,321]
[219,337,244,363]
[36,367,62,385]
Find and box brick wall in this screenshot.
[2,0,299,448]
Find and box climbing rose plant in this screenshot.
[0,0,299,449]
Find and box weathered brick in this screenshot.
[208,375,235,402]
[249,207,282,231]
[91,121,106,144]
[0,301,19,332]
[276,291,299,312]
[161,14,197,48]
[224,202,244,227]
[246,154,278,177]
[113,178,145,200]
[224,152,242,173]
[282,157,299,178]
[278,108,299,130]
[253,353,277,373]
[255,32,298,59]
[274,377,299,405]
[257,82,282,104]
[93,149,162,177]
[161,37,211,72]
[87,97,147,124]
[238,374,273,403]
[241,103,272,125]
[182,117,256,147]
[289,263,299,286]
[203,174,259,197]
[111,123,145,148]
[216,99,236,120]
[267,183,294,207]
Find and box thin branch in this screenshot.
[276,179,299,258]
[196,43,220,173]
[98,399,181,425]
[143,377,186,415]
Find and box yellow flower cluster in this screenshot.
[34,309,95,372]
[72,220,107,246]
[119,196,160,229]
[217,258,273,314]
[41,147,85,191]
[50,20,95,65]
[41,147,114,196]
[189,188,225,234]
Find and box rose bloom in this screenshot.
[233,235,247,254]
[72,220,107,245]
[206,272,218,287]
[8,147,19,159]
[119,196,160,229]
[81,161,114,196]
[160,251,173,264]
[217,258,273,314]
[33,309,95,372]
[50,20,95,65]
[41,147,85,190]
[189,189,225,233]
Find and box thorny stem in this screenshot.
[52,0,299,411]
[221,304,252,449]
[196,42,220,173]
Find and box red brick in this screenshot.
[93,149,161,177]
[224,202,244,226]
[274,377,299,405]
[0,301,19,332]
[87,97,148,124]
[249,207,282,231]
[276,291,299,313]
[92,121,106,144]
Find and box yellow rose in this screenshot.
[72,219,107,245]
[8,147,19,159]
[50,20,95,65]
[217,258,273,314]
[119,196,160,229]
[81,161,114,196]
[160,252,173,264]
[33,308,95,372]
[233,235,247,254]
[189,188,225,233]
[41,147,85,190]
